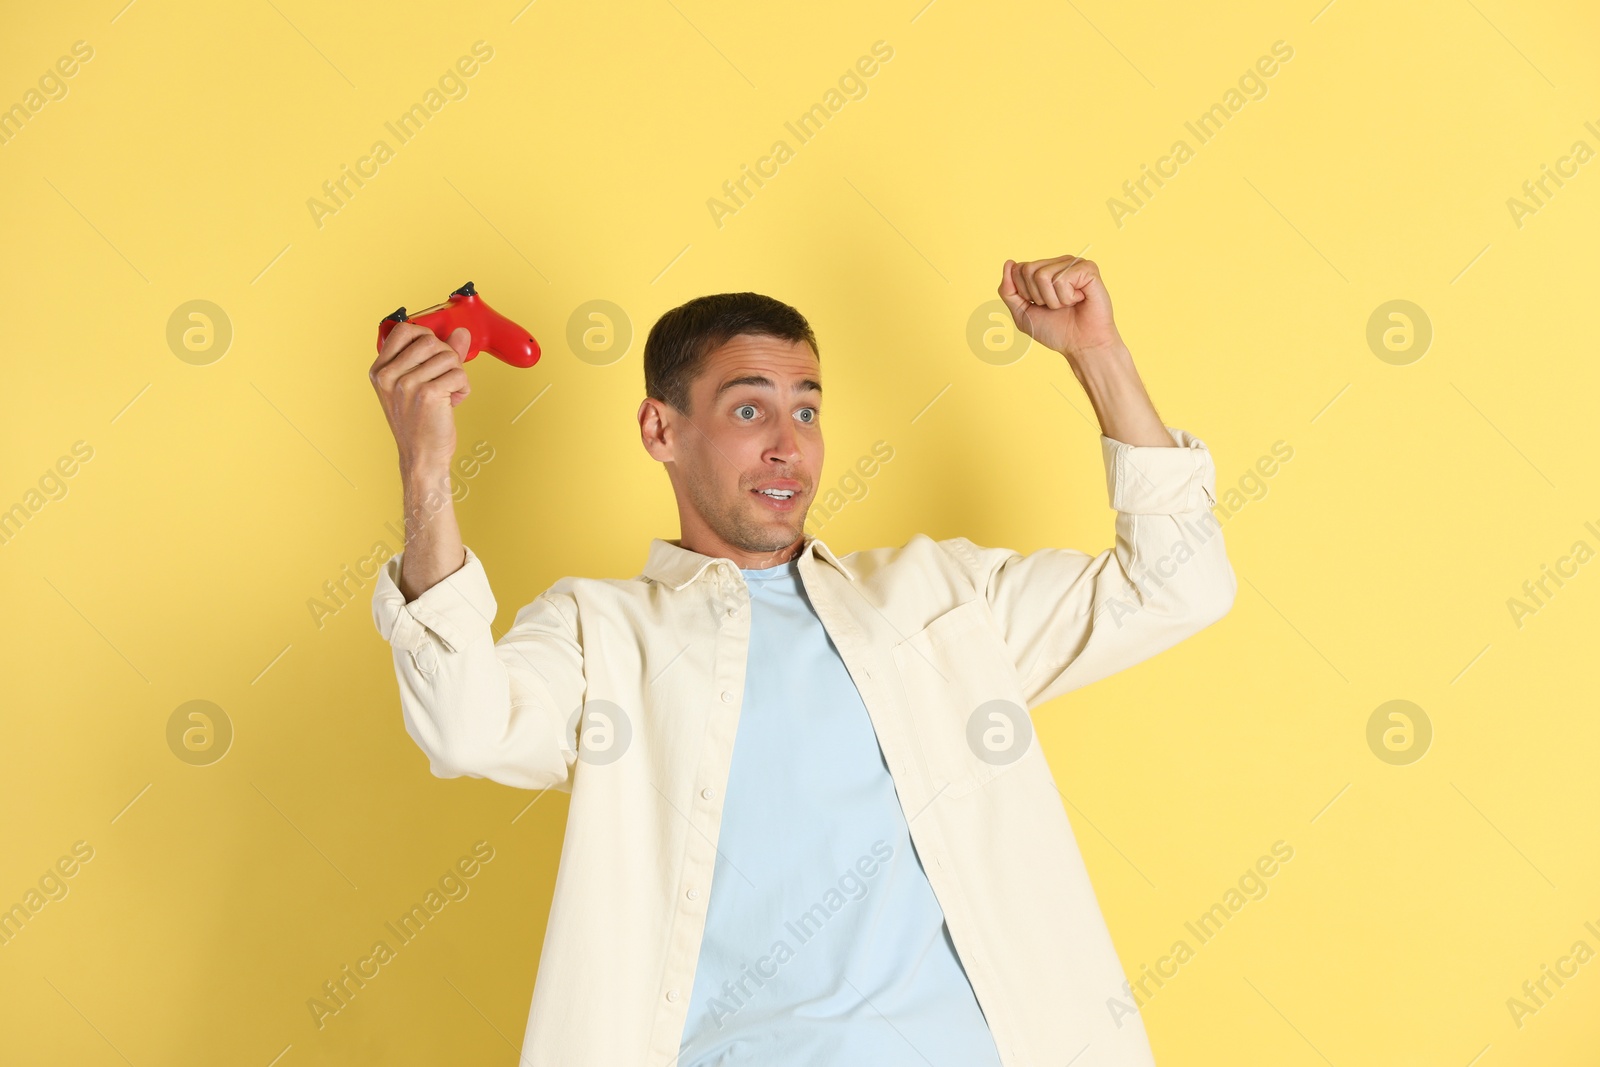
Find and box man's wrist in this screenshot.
[1074,344,1141,412]
[1068,340,1133,378]
[1071,346,1174,447]
[401,463,459,538]
[401,460,453,490]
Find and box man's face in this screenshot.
[644,333,824,561]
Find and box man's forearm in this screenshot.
[398,464,467,602]
[1073,344,1174,448]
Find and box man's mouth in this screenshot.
[751,484,800,511]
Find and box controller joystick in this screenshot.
[376,281,540,369]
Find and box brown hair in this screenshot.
[643,292,818,416]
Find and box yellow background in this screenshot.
[3,0,1597,1063]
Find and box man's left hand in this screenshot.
[998,255,1124,364]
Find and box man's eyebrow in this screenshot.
[713,375,823,400]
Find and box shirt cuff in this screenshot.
[370,545,498,654]
[1100,426,1218,514]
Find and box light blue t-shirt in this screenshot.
[676,557,1003,1067]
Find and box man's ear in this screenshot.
[639,397,673,462]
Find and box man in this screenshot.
[368,255,1236,1066]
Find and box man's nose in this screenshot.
[764,418,804,463]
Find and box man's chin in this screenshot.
[730,503,808,550]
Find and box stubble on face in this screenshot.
[681,458,804,554]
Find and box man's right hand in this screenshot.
[369,322,473,477]
[369,321,474,601]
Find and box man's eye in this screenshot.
[735,404,758,420]
[796,408,817,423]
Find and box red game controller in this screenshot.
[376,281,540,368]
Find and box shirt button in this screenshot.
[701,787,715,800]
[666,989,680,1003]
[687,887,700,900]
[720,691,733,703]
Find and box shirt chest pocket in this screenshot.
[891,598,1032,799]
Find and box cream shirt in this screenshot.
[370,425,1236,1067]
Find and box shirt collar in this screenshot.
[640,532,855,590]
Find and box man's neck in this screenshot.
[674,531,805,571]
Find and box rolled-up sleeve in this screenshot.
[942,425,1237,709]
[371,546,585,792]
